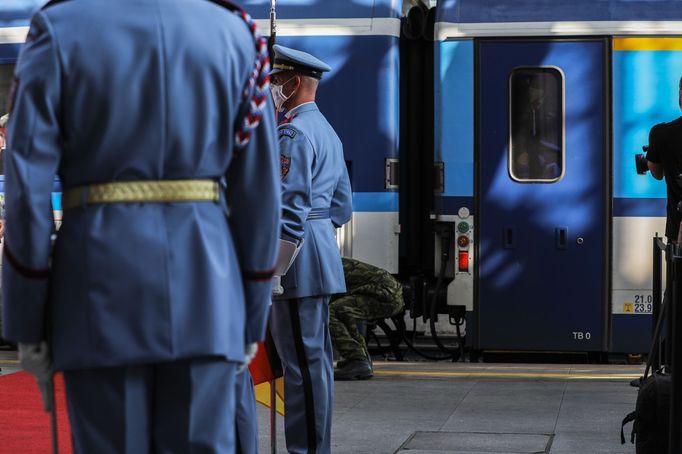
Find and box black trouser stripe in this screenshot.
[289,299,318,454]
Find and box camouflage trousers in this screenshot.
[329,294,403,362]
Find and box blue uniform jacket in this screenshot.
[277,103,352,299]
[1,0,280,370]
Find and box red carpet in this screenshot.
[0,372,73,453]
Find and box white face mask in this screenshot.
[270,77,295,112]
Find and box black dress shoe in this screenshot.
[334,359,373,381]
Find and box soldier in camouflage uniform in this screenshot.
[330,257,404,380]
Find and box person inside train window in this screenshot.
[510,69,563,181]
[331,257,405,381]
[644,75,682,242]
[514,149,560,180]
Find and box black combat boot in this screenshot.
[334,358,373,380]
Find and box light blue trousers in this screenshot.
[270,296,333,454]
[235,369,259,454]
[64,357,237,453]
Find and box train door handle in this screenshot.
[504,227,514,249]
[556,227,568,250]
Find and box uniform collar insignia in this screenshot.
[279,114,297,126]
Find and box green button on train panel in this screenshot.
[457,221,469,233]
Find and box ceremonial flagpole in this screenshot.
[270,0,278,129]
[269,3,279,452]
[270,375,277,454]
[269,0,277,66]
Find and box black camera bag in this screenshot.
[622,372,671,454]
[622,281,673,454]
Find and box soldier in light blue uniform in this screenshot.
[2,0,280,452]
[269,45,353,454]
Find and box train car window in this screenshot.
[0,64,15,176]
[0,65,14,115]
[509,67,564,183]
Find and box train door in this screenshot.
[477,39,608,351]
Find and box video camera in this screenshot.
[636,144,682,190]
[635,145,650,174]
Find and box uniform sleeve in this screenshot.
[646,123,664,164]
[2,12,62,343]
[279,127,314,244]
[330,161,352,228]
[226,97,281,345]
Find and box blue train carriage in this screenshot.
[434,0,682,354]
[242,0,402,274]
[0,1,63,228]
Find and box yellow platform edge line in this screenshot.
[374,370,641,380]
[614,37,682,51]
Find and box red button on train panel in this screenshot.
[458,251,469,272]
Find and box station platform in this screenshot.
[2,352,642,453]
[259,360,642,453]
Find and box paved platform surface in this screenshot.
[258,361,643,454]
[2,352,642,453]
[0,350,20,376]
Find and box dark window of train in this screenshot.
[0,65,14,114]
[0,64,14,176]
[509,67,563,183]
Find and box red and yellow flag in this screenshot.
[248,333,285,415]
[254,378,285,415]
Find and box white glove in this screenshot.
[19,341,52,382]
[245,342,258,365]
[19,342,54,412]
[272,276,284,296]
[237,342,259,373]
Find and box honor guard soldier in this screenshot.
[268,44,353,454]
[1,0,280,452]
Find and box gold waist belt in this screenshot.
[61,179,220,210]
